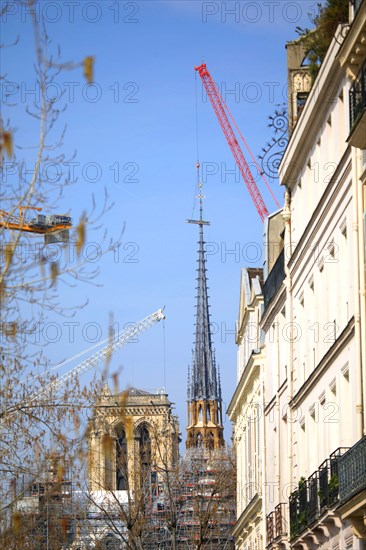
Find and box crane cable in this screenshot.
[192,71,201,217]
[162,318,166,390]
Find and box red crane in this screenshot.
[195,63,278,222]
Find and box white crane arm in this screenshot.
[36,308,165,401]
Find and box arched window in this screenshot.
[137,424,151,488]
[207,431,214,450]
[103,434,113,490]
[206,404,211,421]
[198,405,203,421]
[196,432,203,448]
[116,426,128,490]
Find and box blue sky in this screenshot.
[2,0,318,444]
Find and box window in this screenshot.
[341,363,350,381]
[361,149,366,169]
[296,92,309,117]
[308,276,314,291]
[329,378,337,396]
[318,391,326,405]
[103,434,114,491]
[328,240,335,258]
[340,218,347,239]
[116,426,128,490]
[137,424,151,489]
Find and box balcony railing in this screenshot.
[266,502,287,544]
[263,248,285,309]
[289,448,349,539]
[349,61,366,131]
[339,435,366,503]
[275,502,287,538]
[267,511,275,543]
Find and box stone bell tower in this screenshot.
[88,386,179,494]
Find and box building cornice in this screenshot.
[227,352,263,419]
[288,155,352,276]
[279,26,347,188]
[237,305,255,344]
[232,493,262,539]
[337,1,366,79]
[237,294,264,344]
[290,317,355,408]
[264,379,288,417]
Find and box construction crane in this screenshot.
[3,308,165,418]
[195,63,280,222]
[0,206,72,234]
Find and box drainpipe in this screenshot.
[261,357,267,548]
[276,321,281,504]
[283,188,294,487]
[352,147,364,439]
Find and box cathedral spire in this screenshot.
[186,164,223,450]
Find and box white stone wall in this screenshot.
[261,20,365,550]
[229,270,264,549]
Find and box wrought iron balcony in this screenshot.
[263,248,285,309]
[266,502,287,544]
[289,478,308,539]
[275,502,287,538]
[289,448,349,539]
[339,435,366,503]
[349,61,366,142]
[267,510,275,543]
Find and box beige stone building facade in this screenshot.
[88,386,179,495]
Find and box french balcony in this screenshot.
[267,510,275,543]
[266,502,288,545]
[348,60,366,148]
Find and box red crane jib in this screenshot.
[195,63,269,222]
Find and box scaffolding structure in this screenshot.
[5,454,75,549]
[146,447,236,549]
